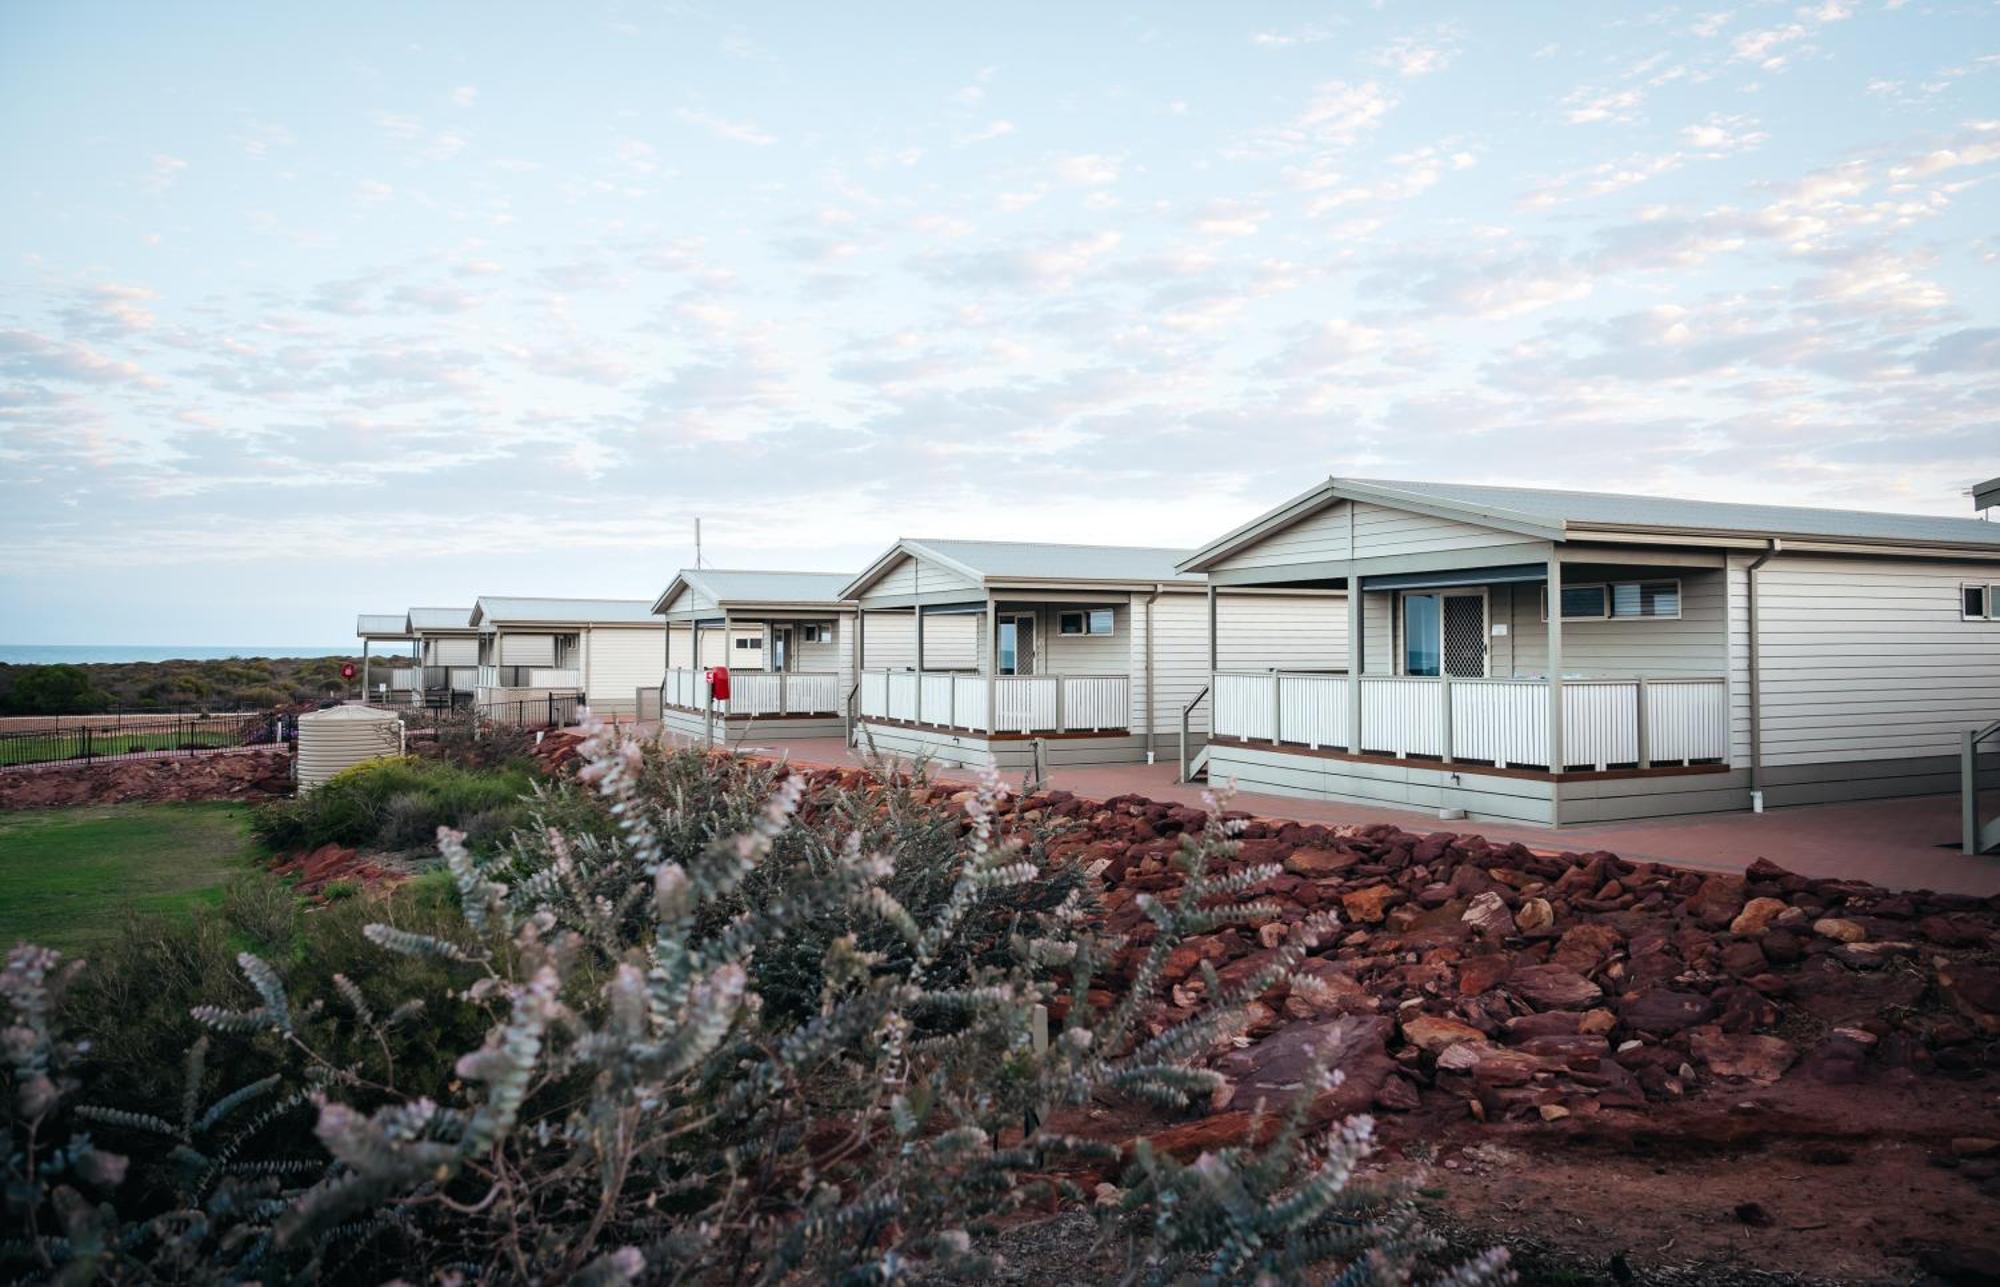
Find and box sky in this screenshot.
[1,1,1996,646]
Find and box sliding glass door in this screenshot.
[1401,591,1487,678]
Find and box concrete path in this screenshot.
[645,726,2000,898]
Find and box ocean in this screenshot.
[0,646,359,665]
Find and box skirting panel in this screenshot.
[1204,743,1558,826]
[853,720,1157,771]
[661,708,846,743]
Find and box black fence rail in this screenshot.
[361,693,582,735]
[0,711,295,771]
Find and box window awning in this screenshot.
[1359,563,1546,592]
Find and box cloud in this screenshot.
[452,85,478,107]
[142,154,187,191]
[1563,86,1645,125]
[0,329,160,386]
[1054,153,1120,185]
[354,179,394,204]
[1368,27,1463,77]
[955,119,1015,146]
[675,107,777,146]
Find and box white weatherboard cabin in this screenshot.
[355,613,416,698]
[842,538,1346,770]
[1180,477,2000,827]
[469,597,666,717]
[406,607,482,702]
[650,569,856,740]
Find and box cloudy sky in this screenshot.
[2,2,1995,645]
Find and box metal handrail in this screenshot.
[1964,719,2000,855]
[1179,684,1209,783]
[844,680,861,747]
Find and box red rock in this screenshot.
[1283,846,1360,877]
[1686,874,1745,930]
[1457,954,1512,997]
[1938,962,2000,1036]
[1341,884,1399,924]
[1461,891,1513,938]
[1160,935,1234,983]
[1401,1013,1487,1053]
[1550,923,1623,973]
[1689,1027,1796,1084]
[1619,989,1715,1035]
[1509,965,1604,1011]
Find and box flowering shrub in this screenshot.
[3,716,1507,1283]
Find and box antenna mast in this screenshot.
[695,517,703,568]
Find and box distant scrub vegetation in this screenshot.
[0,656,403,714]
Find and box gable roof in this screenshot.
[470,596,660,628]
[650,568,853,616]
[356,613,411,638]
[841,537,1203,599]
[406,606,476,632]
[1183,476,2000,571]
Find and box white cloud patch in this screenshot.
[675,107,777,146]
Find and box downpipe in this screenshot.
[1746,538,1781,813]
[1143,586,1161,765]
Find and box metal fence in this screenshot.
[364,693,583,735]
[0,710,295,770]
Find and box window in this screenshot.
[1966,585,2000,621]
[800,623,828,643]
[1611,580,1680,619]
[1541,579,1681,621]
[1540,584,1608,621]
[1059,609,1115,636]
[734,636,761,650]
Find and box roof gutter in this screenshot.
[1746,538,1781,807]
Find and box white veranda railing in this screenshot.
[1210,671,1727,771]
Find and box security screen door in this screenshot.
[1402,591,1488,678]
[769,627,791,672]
[997,615,1035,675]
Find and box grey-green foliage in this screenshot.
[3,714,1509,1285]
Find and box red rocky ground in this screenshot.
[0,747,295,809]
[783,765,2000,1283]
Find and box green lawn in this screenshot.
[0,802,259,952]
[0,732,238,767]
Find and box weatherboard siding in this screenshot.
[1503,567,1728,679]
[1211,499,1354,572]
[583,625,666,713]
[1349,500,1530,560]
[861,552,979,605]
[1749,554,2000,767]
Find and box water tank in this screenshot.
[296,704,405,791]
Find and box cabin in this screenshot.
[649,569,856,740]
[355,613,417,699]
[1180,477,2000,826]
[468,596,665,719]
[406,607,482,702]
[841,538,1346,770]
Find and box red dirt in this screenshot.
[0,748,295,809]
[268,842,411,898]
[773,762,2000,1283]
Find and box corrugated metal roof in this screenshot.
[473,596,659,626]
[356,613,411,636]
[407,606,476,631]
[909,538,1204,583]
[683,569,853,604]
[1341,478,2000,548]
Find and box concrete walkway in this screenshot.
[646,726,2000,898]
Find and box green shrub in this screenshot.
[4,722,1507,1284]
[251,756,538,854]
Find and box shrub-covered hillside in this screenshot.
[0,656,409,714]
